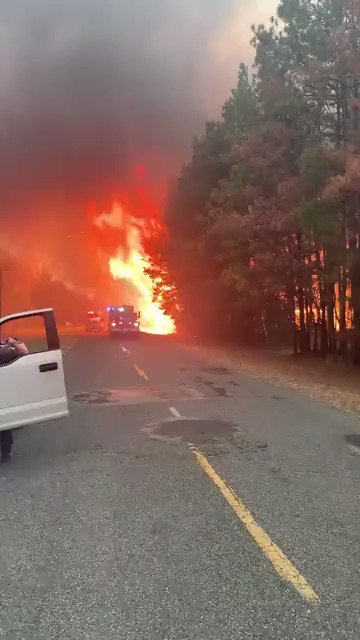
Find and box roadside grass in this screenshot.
[186,341,360,415]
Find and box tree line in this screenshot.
[148,0,360,360]
[0,251,91,324]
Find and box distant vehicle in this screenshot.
[85,311,104,332]
[107,305,140,337]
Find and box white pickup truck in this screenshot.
[0,309,68,431]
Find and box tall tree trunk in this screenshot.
[287,284,298,355]
[335,82,342,147]
[321,303,328,360]
[351,256,360,363]
[339,267,347,356]
[353,309,360,364]
[351,3,359,136]
[298,287,309,354]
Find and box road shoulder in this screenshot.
[182,341,360,415]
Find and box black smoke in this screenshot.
[0,0,272,287]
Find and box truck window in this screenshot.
[1,316,48,354]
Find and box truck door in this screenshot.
[0,308,69,431]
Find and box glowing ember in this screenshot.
[96,204,175,335]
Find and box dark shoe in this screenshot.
[1,452,11,464]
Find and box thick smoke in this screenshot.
[0,0,275,289]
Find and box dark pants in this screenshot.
[0,430,13,457]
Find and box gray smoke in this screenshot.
[1,1,238,201]
[0,0,275,284]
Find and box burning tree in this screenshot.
[94,204,175,335]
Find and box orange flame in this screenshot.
[96,204,175,335]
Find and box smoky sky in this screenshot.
[0,0,275,286]
[0,0,243,202]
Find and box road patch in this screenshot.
[147,417,235,444]
[200,366,230,375]
[72,385,204,406]
[195,375,232,397]
[142,416,269,458]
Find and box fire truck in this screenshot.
[107,305,141,337]
[85,310,104,332]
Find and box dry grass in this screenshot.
[186,342,360,415]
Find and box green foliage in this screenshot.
[152,0,360,354]
[222,64,260,141]
[298,147,345,196]
[295,198,338,236]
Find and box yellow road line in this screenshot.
[133,364,149,381]
[193,450,319,603]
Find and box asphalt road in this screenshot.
[2,333,360,639]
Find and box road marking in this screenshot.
[133,364,149,381]
[170,407,181,418]
[193,450,319,603]
[121,345,130,355]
